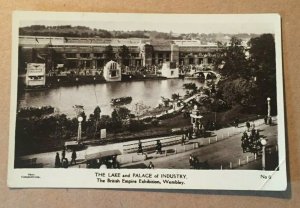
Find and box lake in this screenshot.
[18,79,205,117]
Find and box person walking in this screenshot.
[252,122,255,129]
[71,149,77,165]
[246,121,250,131]
[189,155,194,168]
[234,117,239,128]
[264,115,268,124]
[61,158,69,168]
[181,134,185,145]
[61,149,66,162]
[148,161,154,169]
[55,152,61,168]
[156,140,162,154]
[137,140,143,154]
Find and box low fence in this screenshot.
[219,145,278,170]
[122,135,182,154]
[120,118,270,167]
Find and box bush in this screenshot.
[128,119,146,132]
[151,119,159,126]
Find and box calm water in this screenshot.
[18,79,205,117]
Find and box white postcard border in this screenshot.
[8,11,287,191]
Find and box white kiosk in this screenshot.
[25,63,46,87]
[103,60,122,82]
[161,62,179,78]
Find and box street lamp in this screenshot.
[267,97,271,124]
[261,139,267,170]
[77,116,83,142]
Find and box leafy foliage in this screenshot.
[183,83,197,91]
[213,34,277,114]
[214,37,249,78]
[118,45,130,66]
[104,45,115,62]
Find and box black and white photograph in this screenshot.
[8,11,287,190]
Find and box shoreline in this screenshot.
[18,74,170,90]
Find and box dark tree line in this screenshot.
[213,34,277,115]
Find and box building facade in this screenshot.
[18,36,220,73]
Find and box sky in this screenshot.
[20,20,275,34]
[18,12,277,35]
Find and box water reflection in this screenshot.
[18,79,204,117]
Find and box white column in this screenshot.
[262,146,266,170]
[267,97,271,118]
[77,117,83,141]
[261,139,267,170]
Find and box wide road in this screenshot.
[122,118,279,170]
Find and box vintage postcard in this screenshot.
[8,11,287,190]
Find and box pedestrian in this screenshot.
[212,121,216,130]
[246,121,250,131]
[189,155,194,167]
[55,152,61,168]
[148,161,154,169]
[181,134,185,145]
[234,117,239,128]
[255,129,260,141]
[251,127,256,138]
[264,115,268,124]
[61,149,66,161]
[112,155,119,169]
[61,158,68,168]
[252,122,255,129]
[137,140,143,154]
[71,149,77,165]
[156,140,162,154]
[236,118,240,128]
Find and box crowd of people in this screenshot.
[137,139,163,155]
[54,148,77,168]
[241,121,262,154]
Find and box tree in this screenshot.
[117,107,131,119]
[171,93,180,100]
[183,83,197,91]
[118,45,130,66]
[218,78,257,106]
[213,37,249,78]
[248,34,277,114]
[93,106,101,137]
[248,34,275,73]
[94,106,101,121]
[104,45,115,62]
[111,109,122,130]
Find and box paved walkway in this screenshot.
[122,118,278,170]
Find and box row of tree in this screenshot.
[19,25,259,41]
[213,34,277,115]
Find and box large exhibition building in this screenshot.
[18,36,220,72]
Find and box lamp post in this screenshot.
[261,139,267,170]
[267,97,271,124]
[77,116,83,142]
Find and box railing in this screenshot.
[123,135,182,154]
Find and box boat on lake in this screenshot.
[111,96,132,105]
